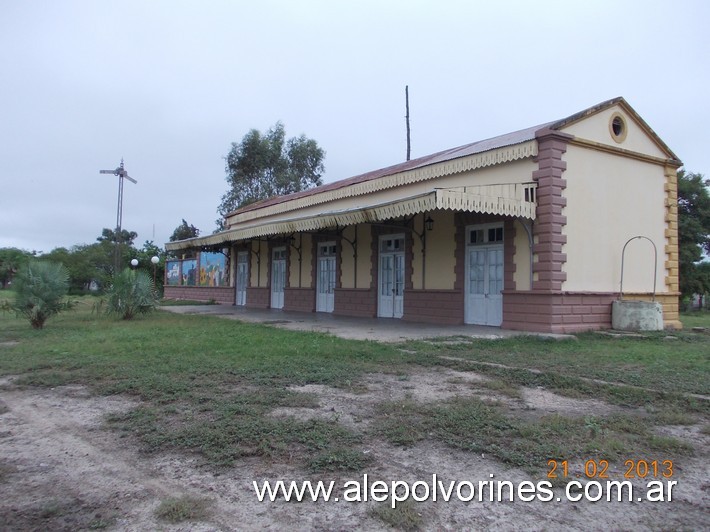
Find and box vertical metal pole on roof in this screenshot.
[405,86,411,161]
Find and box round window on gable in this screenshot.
[609,112,628,143]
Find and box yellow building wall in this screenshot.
[288,245,299,288]
[303,234,313,288]
[422,210,456,290]
[411,220,423,289]
[249,240,269,288]
[356,224,372,289]
[339,226,355,289]
[513,219,532,290]
[289,233,313,288]
[229,247,237,287]
[249,243,257,287]
[339,225,373,289]
[562,145,667,293]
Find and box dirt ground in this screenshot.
[0,367,708,531]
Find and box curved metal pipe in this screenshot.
[619,236,657,301]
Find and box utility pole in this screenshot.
[405,85,411,161]
[99,159,137,274]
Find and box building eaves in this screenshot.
[223,97,681,222]
[228,120,555,217]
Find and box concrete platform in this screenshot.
[160,304,563,343]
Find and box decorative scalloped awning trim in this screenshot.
[226,141,537,225]
[166,183,536,251]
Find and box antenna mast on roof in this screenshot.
[405,85,411,161]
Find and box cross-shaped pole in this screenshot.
[100,159,137,273]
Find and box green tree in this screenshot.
[217,122,325,229]
[97,227,138,247]
[677,170,710,298]
[0,248,33,289]
[42,242,115,293]
[170,219,200,242]
[692,262,710,308]
[7,260,74,329]
[96,227,139,274]
[168,220,199,259]
[39,246,74,284]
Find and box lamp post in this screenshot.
[151,256,159,286]
[130,258,138,270]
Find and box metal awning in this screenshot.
[166,183,536,251]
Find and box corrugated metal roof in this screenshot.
[224,96,680,219]
[230,120,555,216]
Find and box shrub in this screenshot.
[105,268,157,320]
[6,261,74,329]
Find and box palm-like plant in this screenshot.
[9,261,74,329]
[105,268,157,319]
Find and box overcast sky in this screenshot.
[1,0,708,253]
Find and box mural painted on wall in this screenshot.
[199,252,227,287]
[182,259,198,286]
[164,251,228,287]
[166,261,181,286]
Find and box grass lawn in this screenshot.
[681,310,710,329]
[411,331,708,398]
[1,293,708,475]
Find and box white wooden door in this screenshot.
[378,236,404,318]
[465,245,503,326]
[465,224,504,326]
[235,251,248,306]
[316,242,336,313]
[270,247,286,309]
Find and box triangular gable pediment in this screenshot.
[551,97,680,163]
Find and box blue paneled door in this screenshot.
[378,236,405,318]
[465,245,503,326]
[270,247,286,309]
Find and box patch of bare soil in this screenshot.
[519,387,616,418]
[271,368,496,429]
[1,368,708,531]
